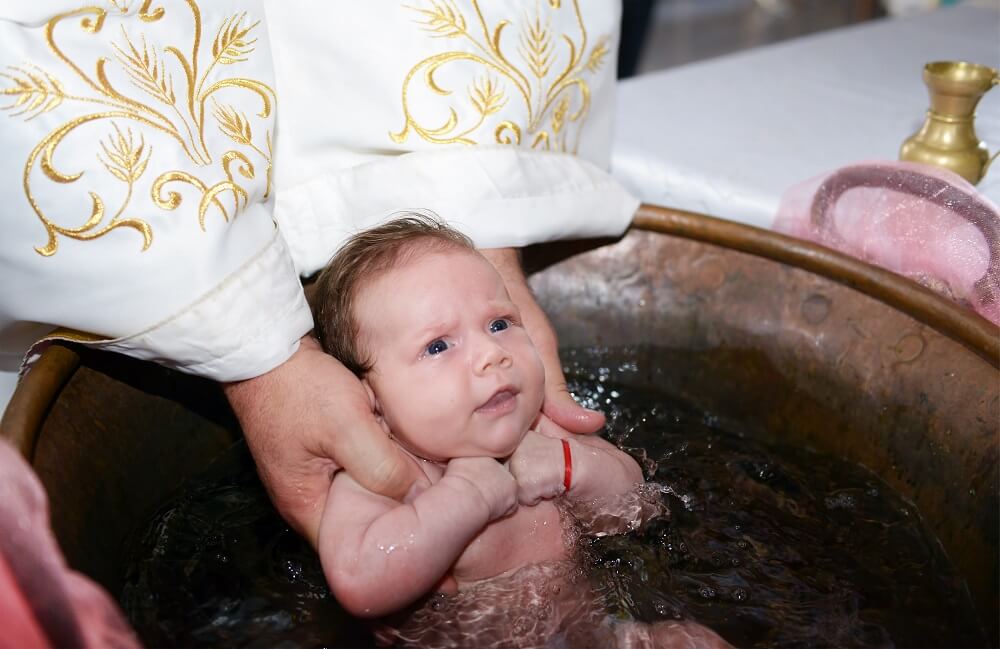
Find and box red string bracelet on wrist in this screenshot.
[561,438,573,492]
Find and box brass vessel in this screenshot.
[3,206,998,647]
[900,60,998,184]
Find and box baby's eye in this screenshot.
[489,319,510,333]
[426,339,449,355]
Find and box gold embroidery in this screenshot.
[0,65,66,119]
[150,149,251,230]
[2,1,275,256]
[495,121,521,145]
[213,100,271,198]
[391,0,608,153]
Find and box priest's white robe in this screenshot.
[0,1,639,412]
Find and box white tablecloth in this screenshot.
[611,2,1000,229]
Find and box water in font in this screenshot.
[120,346,986,648]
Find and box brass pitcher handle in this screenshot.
[982,149,1000,179]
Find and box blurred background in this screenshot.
[606,0,999,230]
[617,0,969,78]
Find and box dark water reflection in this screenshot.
[121,346,986,648]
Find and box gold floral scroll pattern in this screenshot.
[0,0,276,256]
[390,0,608,153]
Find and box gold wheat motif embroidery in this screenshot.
[1,0,276,256]
[391,0,608,153]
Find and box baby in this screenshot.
[311,215,732,647]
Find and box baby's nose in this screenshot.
[475,339,512,373]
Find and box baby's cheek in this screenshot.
[379,382,426,432]
[411,383,463,428]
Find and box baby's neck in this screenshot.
[394,442,447,468]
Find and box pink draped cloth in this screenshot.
[773,161,1000,325]
[0,439,141,649]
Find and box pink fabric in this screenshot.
[773,161,1000,325]
[0,439,141,649]
[0,551,50,649]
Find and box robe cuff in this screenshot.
[25,230,313,382]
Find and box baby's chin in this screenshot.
[465,425,530,459]
[410,418,532,461]
[489,420,534,450]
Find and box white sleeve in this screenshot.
[0,0,637,396]
[0,0,312,382]
[262,1,639,277]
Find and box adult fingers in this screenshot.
[296,339,424,501]
[326,404,424,502]
[226,336,424,547]
[535,336,606,434]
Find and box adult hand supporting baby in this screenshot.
[479,247,606,435]
[223,335,426,548]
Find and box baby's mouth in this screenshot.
[476,387,519,415]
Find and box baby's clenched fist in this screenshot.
[443,457,518,522]
[507,431,566,506]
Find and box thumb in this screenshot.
[542,380,606,434]
[328,404,423,501]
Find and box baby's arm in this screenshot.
[508,416,643,505]
[318,456,516,618]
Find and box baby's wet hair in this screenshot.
[311,211,476,376]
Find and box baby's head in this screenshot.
[313,214,545,462]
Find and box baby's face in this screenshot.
[357,248,545,461]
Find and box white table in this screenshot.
[611,2,1000,229]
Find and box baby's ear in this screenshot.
[361,376,384,425]
[361,377,382,415]
[361,377,392,437]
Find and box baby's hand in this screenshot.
[443,457,518,522]
[507,431,565,506]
